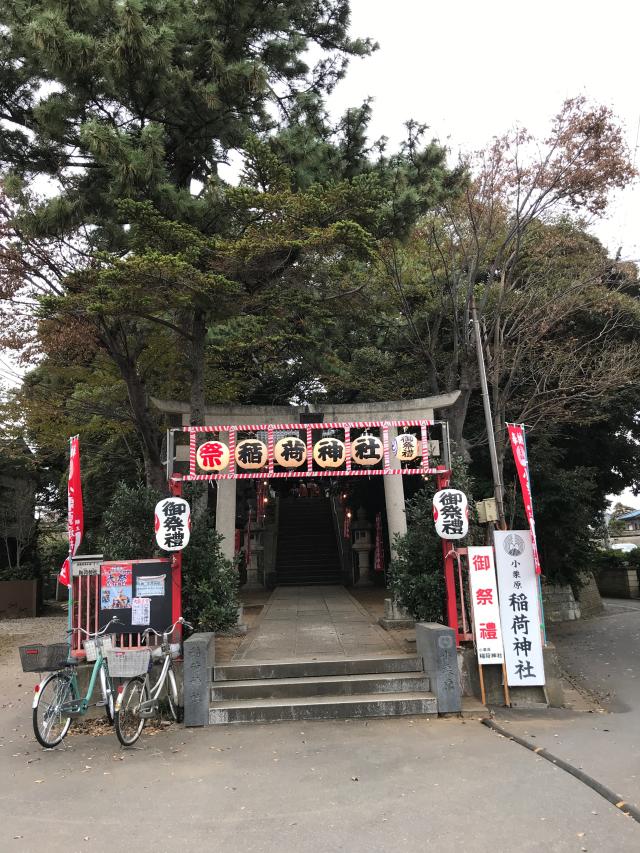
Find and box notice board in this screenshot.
[99,559,172,634]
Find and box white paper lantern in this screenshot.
[433,489,469,540]
[235,439,268,470]
[274,436,307,468]
[313,437,346,469]
[196,440,229,472]
[392,432,419,462]
[351,434,384,466]
[154,498,191,551]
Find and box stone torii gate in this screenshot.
[155,393,462,638]
[154,392,460,562]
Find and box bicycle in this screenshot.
[21,617,121,749]
[113,617,192,747]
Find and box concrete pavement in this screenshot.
[233,586,402,661]
[492,598,640,810]
[2,601,640,851]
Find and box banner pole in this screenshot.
[520,425,547,646]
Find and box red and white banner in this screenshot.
[506,424,541,575]
[467,546,504,664]
[58,435,84,587]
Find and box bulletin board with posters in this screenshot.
[99,558,172,634]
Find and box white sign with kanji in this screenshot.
[433,489,469,539]
[154,498,191,552]
[467,546,504,664]
[494,530,546,686]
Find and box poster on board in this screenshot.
[494,531,546,686]
[131,597,151,626]
[467,546,504,664]
[100,563,133,610]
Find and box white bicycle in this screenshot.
[112,617,192,746]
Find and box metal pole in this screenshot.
[471,294,506,528]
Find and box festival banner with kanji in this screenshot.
[494,531,546,686]
[467,546,504,664]
[58,435,83,587]
[507,424,542,575]
[154,498,191,552]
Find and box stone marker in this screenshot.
[183,632,215,727]
[415,622,461,714]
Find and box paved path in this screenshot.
[493,598,640,809]
[233,586,402,661]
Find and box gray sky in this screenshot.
[326,0,640,509]
[327,0,639,263]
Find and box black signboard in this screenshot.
[99,559,173,635]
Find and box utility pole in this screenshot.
[471,294,506,529]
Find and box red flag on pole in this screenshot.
[58,436,84,587]
[507,424,542,575]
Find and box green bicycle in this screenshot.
[21,617,121,749]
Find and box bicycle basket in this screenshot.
[19,643,69,673]
[105,648,151,678]
[84,635,114,662]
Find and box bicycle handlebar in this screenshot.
[141,616,193,641]
[67,616,122,638]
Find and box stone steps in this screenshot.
[209,692,437,725]
[214,655,423,681]
[209,656,436,724]
[211,671,430,701]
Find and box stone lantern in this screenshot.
[351,506,373,586]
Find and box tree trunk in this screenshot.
[110,350,166,493]
[447,358,474,460]
[189,308,209,522]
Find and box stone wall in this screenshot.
[542,583,580,622]
[577,572,604,616]
[596,566,639,599]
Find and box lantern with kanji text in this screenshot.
[350,433,384,467]
[274,436,307,468]
[196,440,230,472]
[235,439,268,470]
[391,432,419,462]
[313,437,346,469]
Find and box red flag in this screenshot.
[58,436,83,587]
[507,424,542,575]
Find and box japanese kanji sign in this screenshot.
[467,546,504,664]
[433,489,469,540]
[494,530,546,686]
[154,498,191,552]
[58,435,84,588]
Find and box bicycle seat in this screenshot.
[59,659,80,667]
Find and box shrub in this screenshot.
[388,457,481,622]
[181,521,240,633]
[100,481,239,632]
[100,482,160,560]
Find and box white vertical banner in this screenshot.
[467,546,504,664]
[494,531,546,686]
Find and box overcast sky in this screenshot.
[327,0,640,264]
[325,0,640,509]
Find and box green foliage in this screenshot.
[590,548,640,577]
[100,482,160,560]
[389,458,481,622]
[181,519,240,633]
[98,481,238,631]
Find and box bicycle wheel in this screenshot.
[167,666,182,723]
[33,673,76,748]
[114,677,147,747]
[99,662,115,725]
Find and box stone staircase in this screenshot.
[275,497,342,585]
[209,655,437,724]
